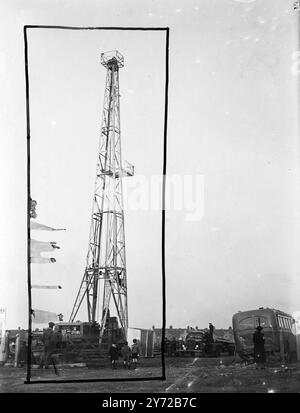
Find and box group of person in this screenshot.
[109,339,140,369]
[38,322,142,373]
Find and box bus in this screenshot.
[232,308,297,362]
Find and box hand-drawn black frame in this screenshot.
[24,25,169,385]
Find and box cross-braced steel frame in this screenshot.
[70,50,133,341]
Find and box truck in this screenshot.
[31,317,124,365]
[175,330,235,357]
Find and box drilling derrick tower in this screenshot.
[70,50,133,341]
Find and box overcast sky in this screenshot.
[0,0,299,331]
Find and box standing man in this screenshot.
[209,323,215,341]
[109,343,119,369]
[39,322,58,374]
[121,341,131,369]
[204,328,213,354]
[131,339,140,369]
[253,325,266,368]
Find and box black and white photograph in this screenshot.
[25,27,166,383]
[1,0,300,398]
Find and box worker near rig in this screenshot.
[38,322,58,374]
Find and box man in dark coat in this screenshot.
[209,323,215,341]
[109,343,119,369]
[131,339,140,369]
[121,341,131,369]
[253,325,266,368]
[38,322,58,374]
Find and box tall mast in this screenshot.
[70,50,133,341]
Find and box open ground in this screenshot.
[1,356,300,393]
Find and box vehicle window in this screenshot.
[254,317,270,328]
[277,316,293,330]
[239,317,254,330]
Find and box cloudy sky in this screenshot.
[0,0,299,331]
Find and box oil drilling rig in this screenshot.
[69,50,134,344]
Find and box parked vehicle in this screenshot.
[232,307,297,362]
[173,330,235,357]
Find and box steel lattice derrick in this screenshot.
[70,51,133,342]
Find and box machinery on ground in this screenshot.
[31,317,125,365]
[183,330,234,357]
[163,330,235,357]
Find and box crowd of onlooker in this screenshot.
[109,338,141,369]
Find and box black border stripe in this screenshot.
[24,25,169,385]
[24,25,33,383]
[161,27,169,381]
[24,25,168,31]
[25,376,165,385]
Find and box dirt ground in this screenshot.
[0,356,300,393]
